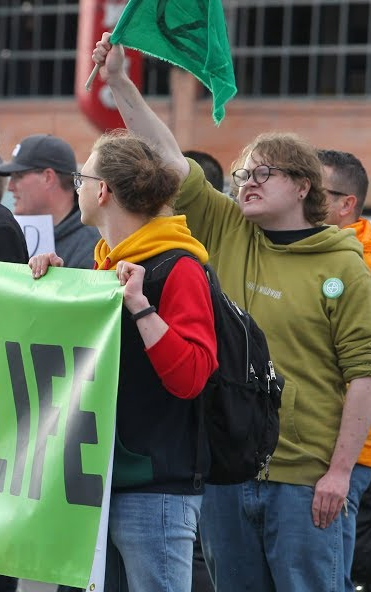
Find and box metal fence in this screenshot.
[0,0,370,98]
[226,0,371,97]
[0,0,79,96]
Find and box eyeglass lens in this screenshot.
[73,173,82,189]
[233,165,271,186]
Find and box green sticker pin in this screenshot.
[322,278,344,299]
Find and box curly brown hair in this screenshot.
[231,132,327,225]
[92,129,180,218]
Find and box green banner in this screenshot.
[0,263,124,588]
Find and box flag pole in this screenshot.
[85,64,100,91]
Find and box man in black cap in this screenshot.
[0,134,100,269]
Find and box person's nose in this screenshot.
[7,177,15,191]
[244,172,257,187]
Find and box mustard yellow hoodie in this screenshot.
[176,160,371,486]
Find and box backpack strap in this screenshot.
[141,249,197,279]
[140,248,210,489]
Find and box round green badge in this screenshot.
[322,278,344,299]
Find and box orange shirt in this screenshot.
[345,218,371,467]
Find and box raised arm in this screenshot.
[92,33,190,179]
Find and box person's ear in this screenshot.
[43,168,58,187]
[97,180,111,205]
[299,177,311,199]
[340,194,357,217]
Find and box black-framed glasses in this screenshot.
[323,187,348,198]
[72,171,102,190]
[232,165,287,187]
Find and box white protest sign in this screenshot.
[14,215,55,257]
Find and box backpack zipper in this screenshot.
[257,454,272,483]
[268,360,276,381]
[221,293,250,382]
[264,454,272,480]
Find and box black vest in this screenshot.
[112,253,207,494]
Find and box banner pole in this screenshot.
[85,64,100,91]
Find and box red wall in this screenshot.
[1,82,371,204]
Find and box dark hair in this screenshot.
[317,149,369,218]
[183,150,224,192]
[56,171,75,194]
[93,129,180,218]
[231,132,327,225]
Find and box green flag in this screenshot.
[0,263,123,588]
[110,0,237,124]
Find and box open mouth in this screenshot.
[245,194,261,203]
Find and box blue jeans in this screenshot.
[106,492,202,592]
[200,480,344,592]
[104,524,213,592]
[342,464,371,592]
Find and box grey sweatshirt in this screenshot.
[54,207,100,270]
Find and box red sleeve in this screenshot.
[146,257,218,399]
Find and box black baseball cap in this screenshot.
[0,134,77,176]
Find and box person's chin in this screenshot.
[241,202,264,221]
[80,213,92,227]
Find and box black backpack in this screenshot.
[351,482,371,584]
[142,250,284,486]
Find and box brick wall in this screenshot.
[1,73,371,204]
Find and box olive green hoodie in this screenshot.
[176,160,371,486]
